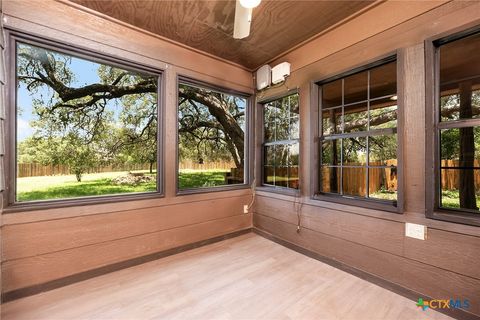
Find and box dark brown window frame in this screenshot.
[258,90,301,195]
[425,25,480,227]
[3,29,165,213]
[175,76,253,195]
[312,55,404,213]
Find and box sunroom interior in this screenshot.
[0,1,479,320]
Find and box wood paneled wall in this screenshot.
[0,0,253,296]
[0,0,5,307]
[1,2,480,319]
[255,1,480,319]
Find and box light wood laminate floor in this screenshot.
[2,233,452,320]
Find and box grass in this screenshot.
[17,169,230,201]
[441,189,480,209]
[17,171,157,201]
[355,188,480,210]
[20,170,480,210]
[369,189,397,201]
[178,169,229,189]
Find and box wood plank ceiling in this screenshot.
[70,0,374,70]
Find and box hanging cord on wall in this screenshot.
[293,96,302,233]
[246,178,256,212]
[294,185,304,233]
[282,76,291,92]
[293,145,303,232]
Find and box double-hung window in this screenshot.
[428,28,480,226]
[262,93,300,190]
[317,58,399,209]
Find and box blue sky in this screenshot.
[17,42,243,143]
[17,43,107,141]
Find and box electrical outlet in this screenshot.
[243,205,249,214]
[405,223,426,240]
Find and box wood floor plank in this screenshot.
[254,213,480,317]
[1,234,452,320]
[255,195,480,280]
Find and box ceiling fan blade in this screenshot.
[233,0,252,39]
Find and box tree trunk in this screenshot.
[458,81,477,210]
[149,161,154,174]
[180,87,244,168]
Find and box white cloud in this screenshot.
[17,118,34,141]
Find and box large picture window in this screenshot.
[262,93,300,190]
[13,38,161,203]
[317,59,398,208]
[432,29,480,222]
[177,80,249,191]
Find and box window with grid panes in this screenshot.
[263,93,300,189]
[434,30,480,219]
[318,59,398,206]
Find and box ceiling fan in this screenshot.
[233,0,261,39]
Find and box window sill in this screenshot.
[176,183,251,196]
[3,191,165,214]
[312,193,400,214]
[429,209,480,227]
[255,185,300,197]
[2,189,253,225]
[255,192,480,235]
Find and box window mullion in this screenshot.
[340,78,345,195]
[261,93,300,190]
[366,70,371,199]
[316,58,398,209]
[438,119,480,130]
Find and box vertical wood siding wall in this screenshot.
[0,0,253,296]
[255,1,480,319]
[0,2,5,306]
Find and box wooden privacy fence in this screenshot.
[17,161,236,178]
[17,163,155,178]
[321,160,398,196]
[441,159,480,190]
[321,159,480,195]
[178,160,235,170]
[18,160,476,190]
[264,167,300,189]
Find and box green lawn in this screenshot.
[17,169,229,201]
[363,189,480,209]
[20,171,480,210]
[17,171,157,201]
[369,189,397,201]
[441,189,480,209]
[178,169,229,189]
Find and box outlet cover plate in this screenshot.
[405,223,426,240]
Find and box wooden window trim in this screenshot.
[257,90,301,195]
[425,25,480,227]
[175,76,253,195]
[3,29,166,213]
[312,55,404,214]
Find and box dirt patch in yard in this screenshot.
[112,172,155,185]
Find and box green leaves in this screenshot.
[17,42,159,182]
